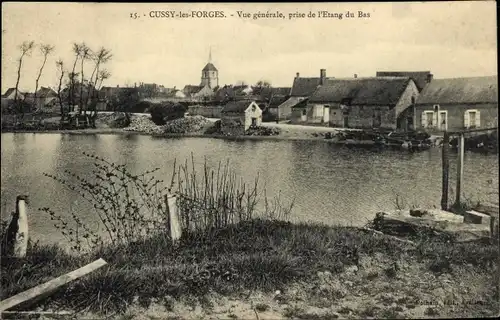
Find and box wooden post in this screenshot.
[166,194,182,242]
[441,131,450,210]
[0,258,107,312]
[455,133,465,205]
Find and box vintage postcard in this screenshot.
[1,1,498,319]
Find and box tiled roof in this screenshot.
[280,97,309,109]
[376,71,431,91]
[221,100,258,113]
[416,76,498,105]
[202,63,218,72]
[309,77,412,106]
[183,85,204,94]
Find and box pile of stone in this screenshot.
[163,116,213,134]
[245,126,281,136]
[124,115,164,134]
[95,112,130,128]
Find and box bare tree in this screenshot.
[87,47,113,106]
[79,43,91,115]
[33,44,55,111]
[14,41,35,115]
[88,69,111,128]
[97,69,111,90]
[56,59,65,120]
[69,43,83,111]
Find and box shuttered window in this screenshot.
[421,111,435,128]
[464,109,481,128]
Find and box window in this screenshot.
[411,96,416,105]
[421,111,435,128]
[439,110,447,131]
[251,105,256,112]
[302,109,306,116]
[434,104,440,112]
[464,109,481,128]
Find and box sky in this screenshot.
[1,1,497,93]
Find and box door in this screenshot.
[439,111,447,131]
[323,106,330,124]
[251,117,257,127]
[372,111,381,128]
[343,113,349,128]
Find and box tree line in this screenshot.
[11,40,113,123]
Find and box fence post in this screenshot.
[441,131,450,210]
[455,133,465,206]
[4,196,29,258]
[166,194,182,242]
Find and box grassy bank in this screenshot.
[1,153,498,319]
[1,219,499,319]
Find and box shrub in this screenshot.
[40,153,295,253]
[149,103,188,125]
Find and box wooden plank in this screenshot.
[441,131,450,210]
[1,310,73,319]
[449,127,498,134]
[455,133,464,205]
[0,258,107,312]
[362,227,416,246]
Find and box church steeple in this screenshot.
[201,46,218,88]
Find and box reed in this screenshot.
[38,152,294,252]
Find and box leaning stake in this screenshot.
[0,258,108,312]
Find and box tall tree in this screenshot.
[14,41,35,113]
[87,47,112,107]
[69,43,83,111]
[88,69,111,128]
[56,59,65,120]
[33,44,55,110]
[79,43,91,114]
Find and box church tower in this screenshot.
[200,47,219,88]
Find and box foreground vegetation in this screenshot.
[1,219,499,318]
[1,154,498,318]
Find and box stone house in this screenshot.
[276,69,332,121]
[291,77,420,130]
[220,100,262,135]
[414,76,498,132]
[376,71,433,92]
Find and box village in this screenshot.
[1,2,499,319]
[1,47,498,152]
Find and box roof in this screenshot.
[280,97,309,109]
[183,85,204,94]
[416,76,498,105]
[309,77,413,106]
[202,62,218,72]
[221,100,258,113]
[257,87,292,99]
[214,85,252,100]
[290,77,334,97]
[37,87,57,97]
[2,88,24,98]
[376,71,431,91]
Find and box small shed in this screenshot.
[220,100,262,135]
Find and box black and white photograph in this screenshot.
[1,1,498,319]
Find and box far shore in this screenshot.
[0,127,366,143]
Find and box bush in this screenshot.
[149,103,188,125]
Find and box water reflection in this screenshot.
[1,133,498,245]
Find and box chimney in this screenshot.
[426,73,434,83]
[117,85,119,88]
[134,82,137,88]
[296,72,300,78]
[354,74,358,78]
[320,69,326,85]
